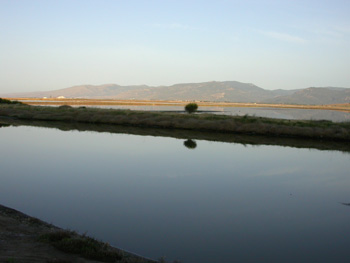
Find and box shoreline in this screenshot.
[2,117,350,153]
[0,204,157,263]
[1,103,350,141]
[5,97,350,112]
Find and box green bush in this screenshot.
[0,98,23,104]
[58,105,72,109]
[185,103,198,114]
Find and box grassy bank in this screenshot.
[0,204,157,263]
[1,103,350,141]
[2,118,350,153]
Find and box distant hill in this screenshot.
[2,81,350,105]
[263,87,350,105]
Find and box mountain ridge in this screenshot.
[2,81,349,105]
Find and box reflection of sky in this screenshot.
[1,126,350,263]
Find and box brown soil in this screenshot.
[0,204,156,263]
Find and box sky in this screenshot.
[1,0,350,93]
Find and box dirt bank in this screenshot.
[0,204,156,263]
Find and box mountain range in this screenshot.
[2,81,350,105]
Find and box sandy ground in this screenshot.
[0,204,156,263]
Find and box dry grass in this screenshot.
[1,103,350,141]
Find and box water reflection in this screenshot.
[183,139,197,149]
[1,123,350,262]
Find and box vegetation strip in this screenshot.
[5,97,350,112]
[1,102,350,141]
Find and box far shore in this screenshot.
[2,117,350,153]
[1,102,350,141]
[5,97,350,112]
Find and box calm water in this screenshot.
[1,124,350,262]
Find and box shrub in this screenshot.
[0,98,23,104]
[58,105,72,109]
[184,103,198,114]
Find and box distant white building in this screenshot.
[57,96,65,99]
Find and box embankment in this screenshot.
[1,104,350,141]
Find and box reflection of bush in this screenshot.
[184,139,197,149]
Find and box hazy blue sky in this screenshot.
[1,0,349,93]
